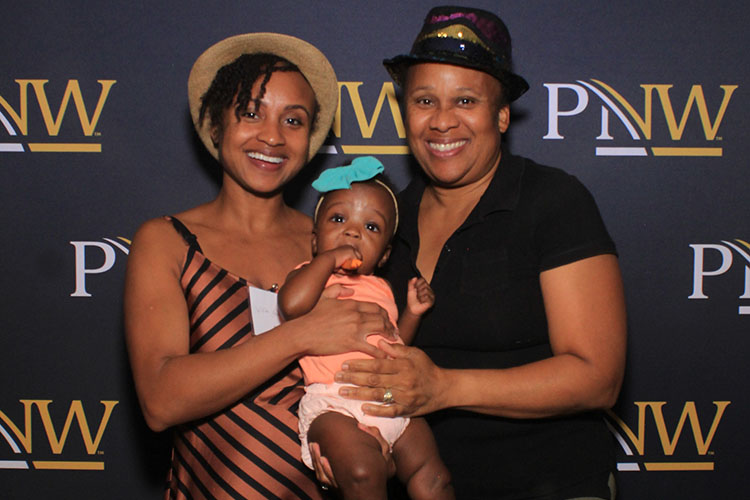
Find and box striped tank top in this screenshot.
[165,217,325,500]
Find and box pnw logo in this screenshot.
[71,237,131,297]
[606,401,730,472]
[0,399,118,470]
[544,81,737,157]
[0,79,116,153]
[327,81,408,156]
[689,239,750,315]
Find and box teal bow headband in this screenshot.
[311,156,384,192]
[312,156,399,235]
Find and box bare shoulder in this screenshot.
[128,216,187,277]
[132,216,180,249]
[133,201,216,249]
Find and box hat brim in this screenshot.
[188,33,338,162]
[383,54,529,102]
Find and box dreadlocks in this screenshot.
[198,53,320,141]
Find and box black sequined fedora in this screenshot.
[383,6,529,102]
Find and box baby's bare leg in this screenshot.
[308,411,388,500]
[392,418,454,500]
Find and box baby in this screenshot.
[279,156,453,499]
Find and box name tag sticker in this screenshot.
[248,286,281,335]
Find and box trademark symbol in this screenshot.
[98,450,104,455]
[94,131,102,137]
[708,450,715,456]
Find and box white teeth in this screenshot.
[247,151,283,164]
[428,140,467,152]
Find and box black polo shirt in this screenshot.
[383,150,617,499]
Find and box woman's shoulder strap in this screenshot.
[165,216,203,253]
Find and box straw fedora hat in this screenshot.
[188,33,338,162]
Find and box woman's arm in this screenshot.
[335,254,626,419]
[125,220,392,432]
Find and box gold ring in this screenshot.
[382,389,394,404]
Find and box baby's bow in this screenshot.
[311,156,384,192]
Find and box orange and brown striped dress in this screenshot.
[165,217,325,500]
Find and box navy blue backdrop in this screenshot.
[1,1,747,498]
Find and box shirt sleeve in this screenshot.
[532,173,617,272]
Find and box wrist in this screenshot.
[277,318,313,358]
[434,368,459,409]
[402,308,420,319]
[314,250,336,270]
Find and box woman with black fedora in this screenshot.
[333,6,627,499]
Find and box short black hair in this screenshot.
[198,53,320,140]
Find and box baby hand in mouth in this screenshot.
[340,258,363,271]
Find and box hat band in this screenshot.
[412,37,509,73]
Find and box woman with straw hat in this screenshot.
[124,33,395,499]
[333,7,626,499]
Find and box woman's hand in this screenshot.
[337,255,627,420]
[334,341,448,417]
[291,284,397,359]
[308,442,337,490]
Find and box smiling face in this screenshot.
[313,182,397,275]
[212,69,316,196]
[404,62,510,189]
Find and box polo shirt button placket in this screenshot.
[435,243,451,274]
